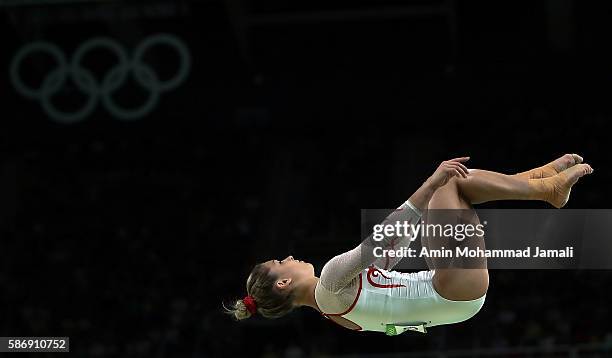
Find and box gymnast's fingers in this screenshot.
[455,162,470,176]
[449,156,470,163]
[445,162,468,178]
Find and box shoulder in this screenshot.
[315,277,360,314]
[317,270,361,294]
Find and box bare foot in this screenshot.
[536,163,593,208]
[518,153,583,179]
[548,153,583,174]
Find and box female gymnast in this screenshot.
[226,154,593,334]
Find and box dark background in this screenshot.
[1,0,611,357]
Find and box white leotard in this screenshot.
[314,200,486,335]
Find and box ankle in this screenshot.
[527,178,549,201]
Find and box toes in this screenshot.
[561,153,584,168]
[576,163,592,176]
[557,154,579,171]
[582,164,592,174]
[571,153,583,164]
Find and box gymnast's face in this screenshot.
[263,256,315,290]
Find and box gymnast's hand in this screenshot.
[427,157,470,189]
[407,157,470,212]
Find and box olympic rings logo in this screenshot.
[10,33,191,123]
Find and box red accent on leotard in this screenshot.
[366,265,406,289]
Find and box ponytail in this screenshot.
[225,263,296,320]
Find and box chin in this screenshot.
[308,263,315,274]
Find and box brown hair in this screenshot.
[225,263,296,320]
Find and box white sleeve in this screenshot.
[372,199,422,270]
[319,199,422,293]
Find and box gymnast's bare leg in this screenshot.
[456,155,592,208]
[425,177,489,301]
[424,154,593,301]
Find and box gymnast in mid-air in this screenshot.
[226,154,593,334]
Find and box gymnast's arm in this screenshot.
[371,199,422,270]
[318,182,432,293]
[318,157,470,293]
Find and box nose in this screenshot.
[286,255,294,261]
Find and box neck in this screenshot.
[293,276,320,311]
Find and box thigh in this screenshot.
[433,268,489,301]
[427,178,489,301]
[428,177,464,210]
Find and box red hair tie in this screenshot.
[243,295,257,315]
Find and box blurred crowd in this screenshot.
[2,1,612,356]
[0,107,610,357]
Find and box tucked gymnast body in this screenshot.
[227,155,593,334]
